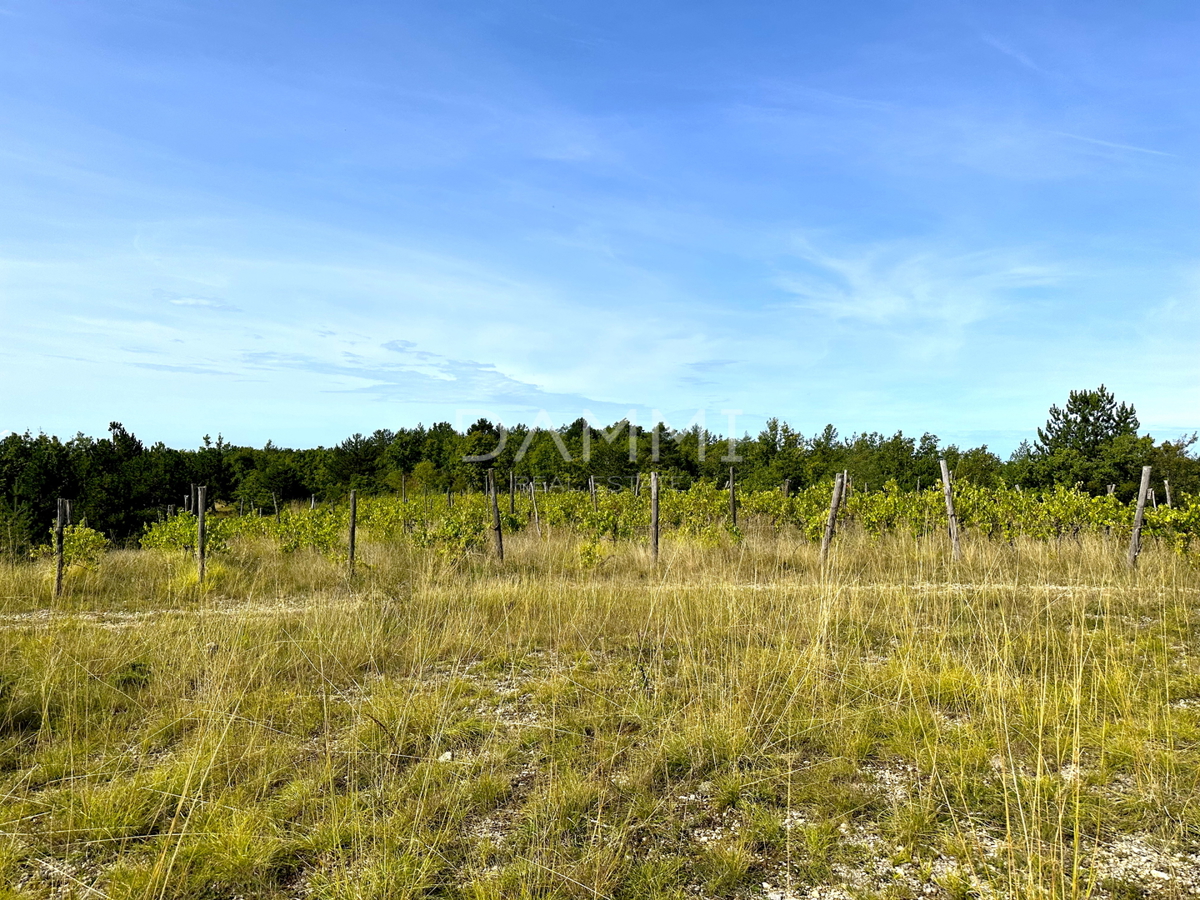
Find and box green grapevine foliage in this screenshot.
[33,524,111,566]
[136,482,1200,560]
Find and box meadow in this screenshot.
[2,493,1199,899]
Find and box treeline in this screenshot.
[2,387,1196,549]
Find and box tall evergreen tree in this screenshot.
[1036,385,1139,455]
[1030,386,1151,497]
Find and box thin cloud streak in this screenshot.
[1053,131,1177,158]
[778,238,1062,331]
[980,34,1048,75]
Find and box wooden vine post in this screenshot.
[1165,479,1173,509]
[348,489,358,578]
[1128,465,1152,567]
[197,485,207,583]
[838,470,850,514]
[589,475,598,511]
[508,471,515,515]
[54,498,66,598]
[728,467,737,527]
[939,459,961,561]
[650,472,660,564]
[819,473,845,562]
[488,469,504,561]
[529,482,541,537]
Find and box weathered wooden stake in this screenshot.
[728,467,737,527]
[529,482,542,537]
[348,489,358,578]
[54,498,65,598]
[401,473,407,504]
[819,473,845,562]
[838,470,850,514]
[1151,489,1158,510]
[1165,479,1173,509]
[1107,484,1116,496]
[939,459,961,561]
[310,494,316,510]
[650,472,660,564]
[446,486,453,509]
[1128,465,1152,567]
[508,472,515,514]
[197,486,207,583]
[488,470,504,561]
[273,492,280,523]
[782,478,791,498]
[589,475,598,511]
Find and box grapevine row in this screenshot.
[135,481,1200,558]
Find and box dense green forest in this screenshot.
[2,386,1196,550]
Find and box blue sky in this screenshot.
[2,0,1198,454]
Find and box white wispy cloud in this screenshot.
[778,238,1061,331]
[160,293,239,310]
[1052,131,1176,158]
[980,34,1048,75]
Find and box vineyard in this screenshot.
[5,476,1200,899]
[129,480,1200,563]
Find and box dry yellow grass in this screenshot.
[0,528,1197,899]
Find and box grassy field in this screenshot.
[1,528,1198,899]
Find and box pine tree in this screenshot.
[1036,385,1139,454]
